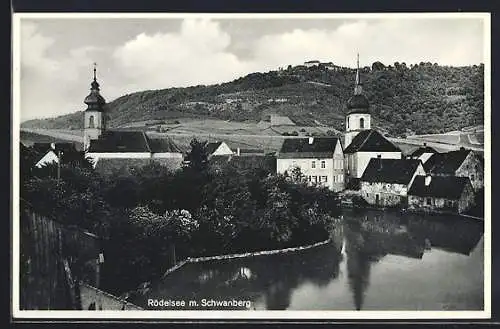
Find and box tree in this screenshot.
[183,138,209,173]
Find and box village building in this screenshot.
[408,175,475,214]
[276,137,344,192]
[359,158,425,207]
[408,143,438,164]
[31,142,83,168]
[304,60,320,67]
[206,141,234,158]
[82,65,184,173]
[423,147,483,191]
[343,55,402,187]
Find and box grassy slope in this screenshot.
[21,63,484,137]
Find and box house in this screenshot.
[206,141,233,157]
[276,137,344,192]
[304,60,320,67]
[359,158,425,207]
[82,65,184,173]
[408,175,475,214]
[86,130,184,172]
[31,142,85,168]
[408,143,437,164]
[343,55,402,187]
[423,147,483,191]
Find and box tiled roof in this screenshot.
[88,130,151,153]
[423,149,471,174]
[361,158,422,185]
[410,146,438,158]
[278,137,339,158]
[408,175,471,200]
[209,154,276,172]
[148,137,183,153]
[344,129,401,154]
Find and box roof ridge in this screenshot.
[142,131,152,153]
[358,129,373,151]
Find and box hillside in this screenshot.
[21,62,484,137]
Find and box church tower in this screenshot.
[83,63,107,151]
[344,54,371,148]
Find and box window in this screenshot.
[426,198,432,206]
[322,176,328,182]
[312,176,318,183]
[347,118,349,129]
[339,175,343,182]
[360,117,365,129]
[471,174,475,181]
[88,115,95,128]
[321,160,326,169]
[311,161,316,169]
[308,176,312,182]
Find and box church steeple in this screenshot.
[83,63,107,151]
[354,53,363,95]
[84,62,106,111]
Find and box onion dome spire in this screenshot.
[347,53,370,114]
[84,62,106,111]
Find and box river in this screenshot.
[132,209,484,311]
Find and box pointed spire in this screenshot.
[354,53,363,95]
[93,62,97,81]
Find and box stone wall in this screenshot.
[360,181,408,207]
[79,282,143,310]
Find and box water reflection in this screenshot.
[134,210,483,311]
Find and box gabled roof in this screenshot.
[88,130,151,153]
[344,129,401,154]
[206,142,223,155]
[278,137,340,159]
[410,146,438,158]
[361,158,422,185]
[408,175,471,200]
[148,137,183,153]
[423,149,472,174]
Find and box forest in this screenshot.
[21,62,484,137]
[20,139,341,296]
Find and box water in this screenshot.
[133,209,484,311]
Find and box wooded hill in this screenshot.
[21,62,484,137]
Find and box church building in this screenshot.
[343,55,402,187]
[83,64,184,172]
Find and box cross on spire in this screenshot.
[93,62,97,81]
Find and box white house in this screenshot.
[277,137,344,192]
[206,141,234,157]
[408,143,437,164]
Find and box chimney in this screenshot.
[236,147,240,156]
[50,142,56,150]
[425,174,432,186]
[460,146,465,151]
[308,137,314,144]
[377,155,382,170]
[423,142,427,147]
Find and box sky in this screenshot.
[16,15,487,121]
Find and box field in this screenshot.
[20,119,483,156]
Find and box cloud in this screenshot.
[113,19,257,90]
[20,17,485,121]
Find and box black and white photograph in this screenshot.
[12,13,490,319]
